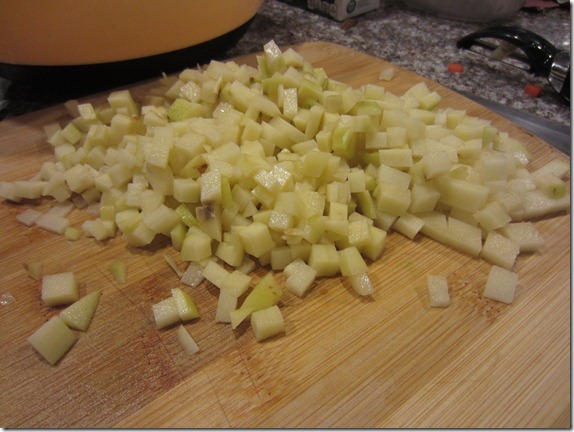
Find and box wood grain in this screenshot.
[0,42,570,428]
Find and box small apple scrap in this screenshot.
[28,271,101,365]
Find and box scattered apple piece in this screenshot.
[171,288,200,322]
[251,305,285,342]
[28,316,77,365]
[427,275,450,307]
[177,325,200,355]
[60,291,101,331]
[483,265,518,304]
[152,297,181,329]
[24,262,43,280]
[41,272,79,307]
[108,261,127,283]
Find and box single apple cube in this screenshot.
[348,272,374,296]
[143,204,180,236]
[152,297,181,329]
[41,272,80,307]
[59,291,101,331]
[17,208,42,226]
[219,271,252,298]
[270,246,293,271]
[28,316,77,365]
[35,212,71,235]
[393,212,425,240]
[338,246,368,277]
[481,231,520,270]
[434,176,489,213]
[374,184,411,216]
[483,265,518,304]
[308,243,340,277]
[215,287,238,323]
[181,228,212,262]
[427,275,449,307]
[447,217,483,257]
[171,288,200,322]
[421,151,452,180]
[251,305,285,342]
[284,259,317,297]
[24,262,43,280]
[499,222,544,253]
[474,201,511,232]
[181,262,205,287]
[202,260,229,288]
[409,183,441,213]
[237,222,276,258]
[360,225,387,261]
[177,325,200,355]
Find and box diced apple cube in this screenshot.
[348,272,374,296]
[427,275,449,307]
[284,259,317,297]
[434,176,490,213]
[171,288,200,322]
[251,305,285,342]
[41,272,79,307]
[498,222,544,252]
[393,212,425,239]
[481,231,520,270]
[181,228,212,262]
[483,265,518,304]
[17,208,42,226]
[474,201,512,231]
[35,212,71,235]
[152,297,181,329]
[28,316,77,365]
[338,246,368,277]
[422,151,452,179]
[375,184,411,216]
[215,288,238,323]
[24,262,43,280]
[219,270,252,297]
[237,222,276,258]
[308,243,340,277]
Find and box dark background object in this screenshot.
[0,19,255,118]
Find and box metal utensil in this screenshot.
[456,26,570,104]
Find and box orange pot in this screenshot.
[0,0,264,66]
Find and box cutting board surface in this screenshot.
[0,42,570,428]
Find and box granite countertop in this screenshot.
[0,0,570,130]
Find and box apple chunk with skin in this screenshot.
[230,272,283,329]
[60,291,101,331]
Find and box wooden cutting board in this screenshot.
[0,42,570,429]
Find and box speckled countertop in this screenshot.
[0,0,571,129]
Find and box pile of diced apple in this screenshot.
[2,40,570,348]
